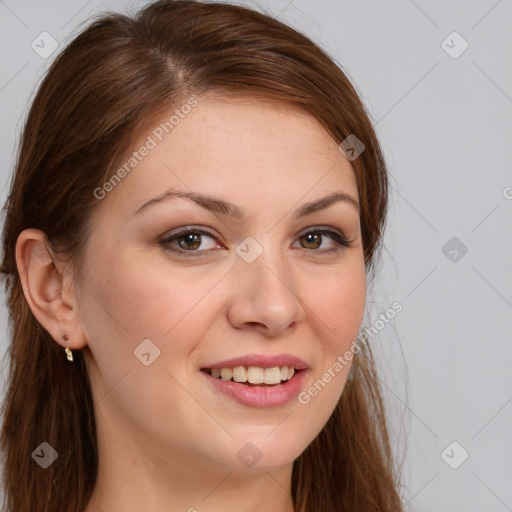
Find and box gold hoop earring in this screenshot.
[63,333,73,362]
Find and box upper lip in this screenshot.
[203,354,308,370]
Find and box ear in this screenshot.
[15,228,87,351]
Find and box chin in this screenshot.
[211,431,309,473]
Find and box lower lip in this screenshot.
[202,370,307,408]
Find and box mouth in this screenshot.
[201,366,303,387]
[200,354,309,407]
[200,363,308,408]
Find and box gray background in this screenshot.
[1,1,511,510]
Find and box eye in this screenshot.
[159,227,223,257]
[159,226,352,257]
[293,228,351,254]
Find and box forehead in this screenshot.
[93,95,358,221]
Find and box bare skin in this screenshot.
[16,94,366,512]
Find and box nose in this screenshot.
[226,252,306,337]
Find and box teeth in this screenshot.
[232,366,247,382]
[220,368,233,381]
[208,365,297,384]
[264,367,282,385]
[247,366,264,384]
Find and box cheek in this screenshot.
[290,265,365,448]
[79,248,226,366]
[305,261,366,349]
[77,250,228,437]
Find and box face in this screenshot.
[76,94,366,475]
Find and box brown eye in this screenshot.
[300,232,322,249]
[294,228,351,254]
[176,232,202,250]
[160,228,222,256]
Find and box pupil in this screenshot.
[179,233,201,250]
[302,233,320,249]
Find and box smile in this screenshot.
[204,365,296,385]
[201,368,307,408]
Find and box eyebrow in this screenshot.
[133,188,359,219]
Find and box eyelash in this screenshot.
[159,226,352,258]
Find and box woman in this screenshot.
[0,1,403,510]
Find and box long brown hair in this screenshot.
[0,1,403,510]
